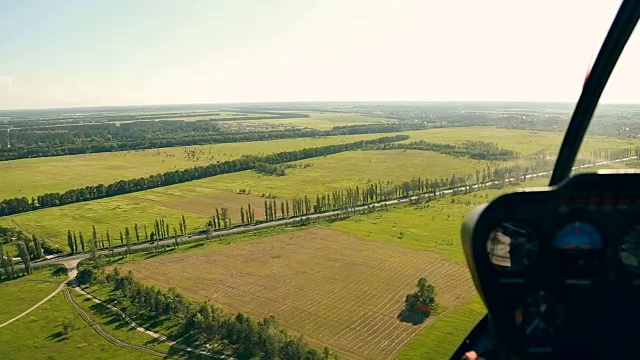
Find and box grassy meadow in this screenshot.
[0,269,62,324]
[396,295,486,360]
[0,292,161,360]
[2,126,633,201]
[397,127,637,155]
[0,132,389,200]
[245,112,392,130]
[3,149,488,249]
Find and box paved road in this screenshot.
[24,156,637,271]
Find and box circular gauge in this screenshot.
[515,290,565,340]
[553,221,603,250]
[619,226,640,273]
[486,221,539,272]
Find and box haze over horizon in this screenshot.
[1,0,639,110]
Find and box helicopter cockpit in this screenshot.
[453,1,640,359]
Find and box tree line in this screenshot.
[373,140,518,161]
[77,266,335,360]
[59,155,597,255]
[21,145,635,255]
[0,117,417,161]
[65,216,188,254]
[0,135,408,216]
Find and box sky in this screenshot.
[0,0,638,110]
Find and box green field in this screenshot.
[3,149,487,249]
[3,126,633,202]
[0,126,603,202]
[396,295,486,360]
[397,127,637,155]
[0,269,62,324]
[0,292,160,360]
[330,177,549,263]
[240,112,391,130]
[0,132,388,200]
[0,267,161,360]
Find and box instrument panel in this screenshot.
[462,172,640,359]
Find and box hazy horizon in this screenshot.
[4,99,640,113]
[2,0,639,110]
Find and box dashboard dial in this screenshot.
[515,290,565,340]
[486,221,538,272]
[553,221,604,250]
[619,226,640,272]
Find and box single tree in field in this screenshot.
[181,214,187,234]
[240,206,245,224]
[119,230,124,245]
[17,241,31,274]
[405,277,437,313]
[61,317,76,334]
[143,225,148,241]
[215,209,221,230]
[281,201,285,219]
[399,277,438,325]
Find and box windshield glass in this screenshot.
[574,13,640,174]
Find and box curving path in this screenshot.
[0,259,79,330]
[63,287,169,358]
[73,286,235,359]
[0,281,66,329]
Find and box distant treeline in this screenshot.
[0,121,421,161]
[373,140,518,161]
[0,135,408,216]
[366,104,640,139]
[0,109,309,129]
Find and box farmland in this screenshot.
[3,125,634,202]
[1,103,638,360]
[118,227,475,360]
[0,132,389,200]
[3,148,489,248]
[396,127,638,155]
[4,125,635,252]
[236,112,392,130]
